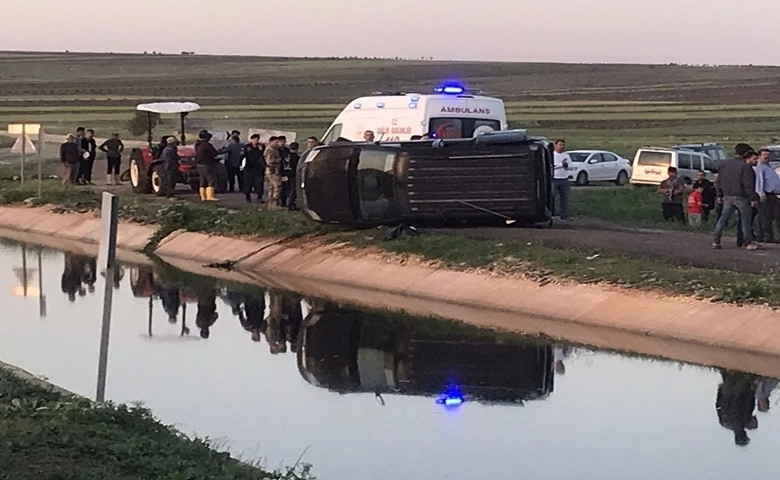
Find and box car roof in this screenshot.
[568,150,615,154]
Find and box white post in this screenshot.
[20,124,26,184]
[96,192,119,402]
[38,247,46,318]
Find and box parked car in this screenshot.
[566,150,632,186]
[672,143,728,168]
[630,147,717,186]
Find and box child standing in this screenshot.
[688,181,705,226]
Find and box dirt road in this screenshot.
[436,219,780,274]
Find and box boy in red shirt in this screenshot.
[688,181,705,226]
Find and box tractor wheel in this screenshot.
[129,157,152,194]
[151,165,165,197]
[214,164,228,194]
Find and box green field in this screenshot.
[2,51,780,158]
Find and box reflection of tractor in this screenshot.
[126,102,228,196]
[297,305,555,405]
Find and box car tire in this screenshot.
[576,171,589,186]
[129,156,152,194]
[151,165,165,197]
[615,170,629,186]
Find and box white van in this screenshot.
[320,84,508,143]
[630,147,718,186]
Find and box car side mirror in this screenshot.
[588,158,598,164]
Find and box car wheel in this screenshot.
[151,165,165,197]
[576,171,589,186]
[129,157,152,194]
[615,170,629,186]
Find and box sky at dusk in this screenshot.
[0,0,773,65]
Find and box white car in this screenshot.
[566,150,633,186]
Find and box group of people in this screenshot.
[658,144,780,250]
[59,128,125,186]
[184,129,321,209]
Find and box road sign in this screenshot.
[7,123,41,135]
[10,134,36,154]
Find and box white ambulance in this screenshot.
[320,84,508,143]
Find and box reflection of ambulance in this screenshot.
[320,84,508,143]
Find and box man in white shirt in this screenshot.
[553,139,572,220]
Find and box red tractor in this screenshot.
[127,102,228,195]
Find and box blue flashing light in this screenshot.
[434,84,465,95]
[436,385,465,408]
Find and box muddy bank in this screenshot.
[2,205,780,377]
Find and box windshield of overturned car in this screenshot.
[356,149,396,221]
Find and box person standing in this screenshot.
[281,141,300,209]
[264,136,282,210]
[194,130,221,202]
[160,137,180,199]
[240,134,265,203]
[658,166,686,222]
[552,139,572,220]
[695,170,717,222]
[99,132,125,185]
[225,133,244,193]
[713,144,760,250]
[79,129,97,185]
[754,148,780,243]
[59,134,80,186]
[687,182,705,226]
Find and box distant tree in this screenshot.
[127,111,160,137]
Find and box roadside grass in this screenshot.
[0,368,313,480]
[344,230,780,306]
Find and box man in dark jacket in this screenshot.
[240,134,265,203]
[194,130,222,202]
[79,129,97,185]
[281,142,300,210]
[59,134,80,186]
[713,144,760,250]
[225,132,244,193]
[99,132,125,186]
[160,137,180,198]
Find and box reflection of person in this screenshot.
[158,284,181,323]
[553,346,571,375]
[83,258,97,294]
[242,293,266,343]
[756,377,779,412]
[265,292,285,353]
[282,294,303,352]
[195,289,218,339]
[716,370,758,446]
[61,254,89,302]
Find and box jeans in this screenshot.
[714,197,754,245]
[552,178,571,219]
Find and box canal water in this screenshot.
[1,239,780,480]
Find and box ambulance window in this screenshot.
[321,124,342,144]
[429,118,463,139]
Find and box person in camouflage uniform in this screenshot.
[264,136,283,210]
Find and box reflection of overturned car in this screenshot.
[298,130,554,226]
[297,304,555,405]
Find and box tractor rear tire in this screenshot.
[130,157,152,194]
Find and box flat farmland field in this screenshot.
[2,51,780,157]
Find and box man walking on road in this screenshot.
[713,144,760,250]
[59,134,80,186]
[99,132,125,185]
[552,139,572,220]
[755,148,780,243]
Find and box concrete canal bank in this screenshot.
[2,205,780,377]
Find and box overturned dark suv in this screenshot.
[297,130,554,226]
